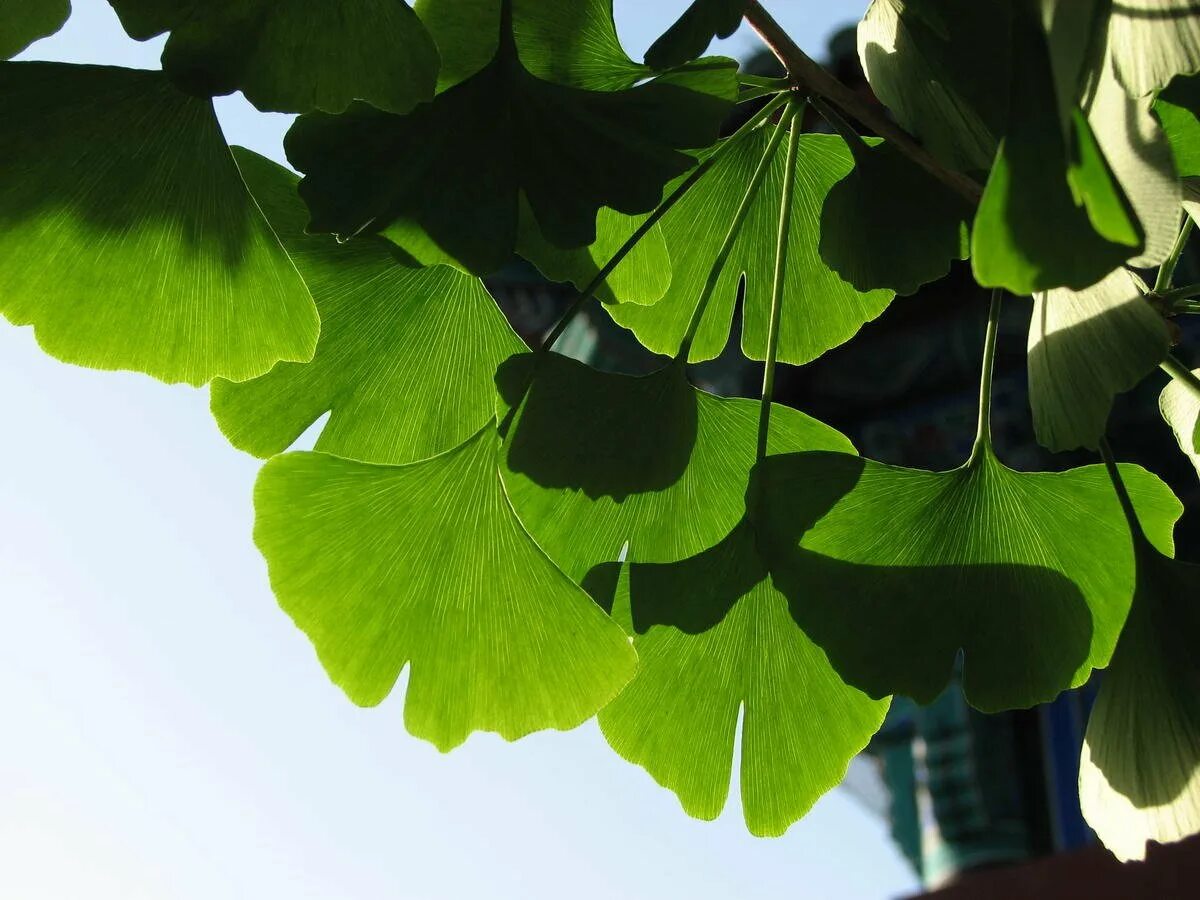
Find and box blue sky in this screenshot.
[1,2,919,898]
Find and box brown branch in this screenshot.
[742,1,983,206]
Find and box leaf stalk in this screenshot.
[970,289,1004,461]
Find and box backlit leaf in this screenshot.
[254,427,637,751]
[0,62,317,386]
[1156,73,1200,179]
[1160,370,1200,478]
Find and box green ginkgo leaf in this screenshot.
[496,352,854,583]
[287,0,736,276]
[515,202,671,305]
[857,0,1010,173]
[0,62,317,386]
[972,9,1142,294]
[1156,73,1200,178]
[759,445,1181,711]
[254,426,637,751]
[643,0,749,71]
[1160,370,1200,478]
[1108,0,1200,97]
[819,138,972,296]
[1080,466,1200,862]
[1028,268,1170,452]
[608,126,894,365]
[1,0,70,60]
[598,521,889,837]
[106,0,438,114]
[211,149,524,465]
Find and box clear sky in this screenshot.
[1,2,919,898]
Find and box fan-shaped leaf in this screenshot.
[644,0,748,71]
[254,427,637,751]
[1,0,70,60]
[1029,268,1170,452]
[287,0,736,276]
[1157,73,1200,178]
[1109,0,1200,97]
[608,127,893,365]
[0,62,317,386]
[106,0,438,113]
[1160,370,1200,478]
[758,447,1182,711]
[212,149,524,464]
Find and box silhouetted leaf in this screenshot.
[1029,268,1170,452]
[820,138,971,295]
[254,427,637,751]
[106,0,438,113]
[211,149,524,464]
[644,0,748,70]
[609,126,893,365]
[287,0,737,276]
[759,448,1182,711]
[1,0,69,59]
[0,62,317,386]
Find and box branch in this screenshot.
[742,2,983,206]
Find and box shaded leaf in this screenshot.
[515,202,670,305]
[1109,0,1200,96]
[819,138,971,296]
[0,62,317,386]
[758,447,1182,711]
[497,352,853,582]
[1080,481,1200,861]
[288,0,736,276]
[857,0,1010,173]
[1160,369,1200,478]
[106,0,438,113]
[644,0,748,71]
[1029,268,1170,452]
[212,149,524,464]
[599,522,888,836]
[1156,73,1200,178]
[1,0,70,60]
[254,426,637,751]
[609,126,893,365]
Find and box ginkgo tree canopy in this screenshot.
[7,0,1200,866]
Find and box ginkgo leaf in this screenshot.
[1028,268,1170,452]
[644,0,749,71]
[496,352,853,583]
[758,447,1182,712]
[1160,371,1200,478]
[211,149,524,465]
[857,0,1010,173]
[106,0,438,114]
[287,0,736,276]
[819,138,971,296]
[1080,470,1200,862]
[598,521,889,837]
[1,0,69,60]
[608,126,894,365]
[515,202,671,305]
[1156,73,1200,178]
[972,10,1142,294]
[254,426,637,752]
[1108,0,1200,97]
[0,62,317,386]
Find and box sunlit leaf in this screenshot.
[1,0,69,60]
[1108,0,1200,97]
[758,447,1182,711]
[819,138,971,296]
[1160,369,1200,478]
[1080,476,1200,862]
[254,426,637,751]
[211,149,524,464]
[1029,268,1170,452]
[106,0,438,113]
[288,0,736,276]
[608,126,893,365]
[599,522,889,837]
[0,62,317,386]
[644,0,748,71]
